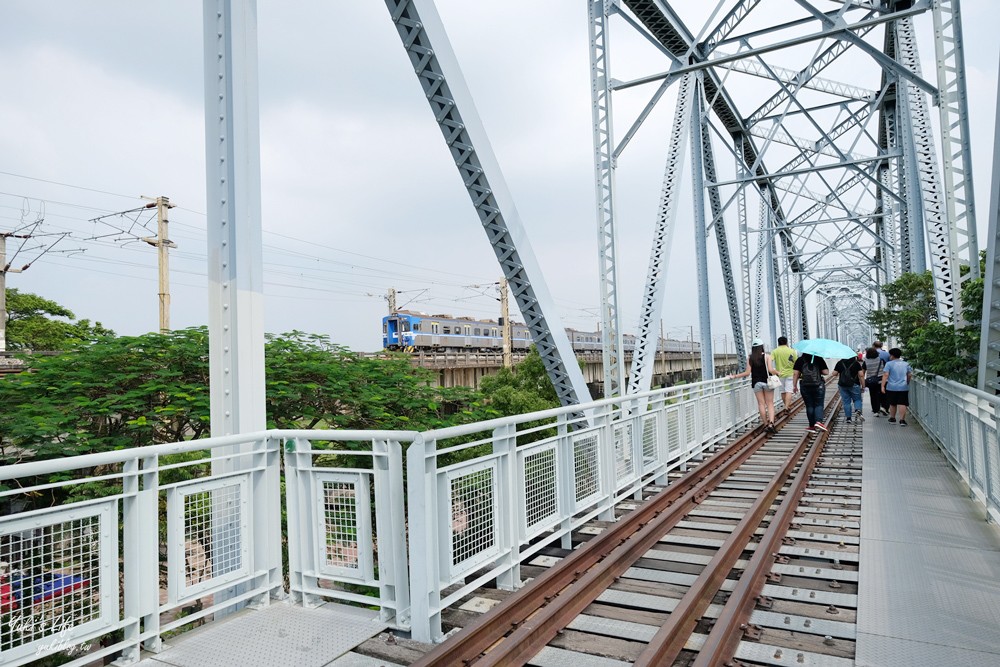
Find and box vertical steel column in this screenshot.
[628,74,694,395]
[204,0,280,612]
[589,0,625,397]
[932,0,981,325]
[736,138,753,350]
[979,51,1000,392]
[800,280,810,340]
[753,201,766,340]
[700,115,746,366]
[766,233,779,344]
[689,76,714,379]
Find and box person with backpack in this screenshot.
[793,353,829,433]
[862,347,887,416]
[881,348,913,426]
[833,355,865,424]
[727,338,780,433]
[771,336,798,412]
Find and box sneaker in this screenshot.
[845,417,852,424]
[805,426,817,433]
[900,420,908,427]
[856,413,865,422]
[874,412,881,418]
[815,421,828,432]
[888,417,896,423]
[881,409,890,416]
[766,423,776,434]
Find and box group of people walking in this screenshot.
[728,337,913,433]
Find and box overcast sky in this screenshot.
[0,1,996,353]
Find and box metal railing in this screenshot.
[911,373,1000,523]
[1,377,761,662]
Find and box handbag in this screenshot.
[766,374,782,390]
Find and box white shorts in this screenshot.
[781,377,794,393]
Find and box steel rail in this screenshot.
[634,391,842,665]
[412,393,811,666]
[693,397,844,666]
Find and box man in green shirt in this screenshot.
[772,336,798,411]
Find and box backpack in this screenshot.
[800,358,823,386]
[837,360,858,387]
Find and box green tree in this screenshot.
[0,327,489,464]
[4,288,114,350]
[869,271,936,344]
[479,348,560,417]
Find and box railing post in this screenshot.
[250,436,284,607]
[373,439,411,625]
[406,435,443,643]
[120,455,161,661]
[493,423,521,591]
[596,402,617,521]
[557,415,575,550]
[629,397,644,500]
[654,394,669,486]
[284,437,322,607]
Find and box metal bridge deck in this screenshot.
[856,412,1000,666]
[130,412,1000,666]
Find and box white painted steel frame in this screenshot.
[589,0,626,398]
[689,76,715,379]
[384,0,590,407]
[628,73,694,395]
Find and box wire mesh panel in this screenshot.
[0,502,117,664]
[572,431,602,509]
[641,415,658,471]
[444,461,499,578]
[665,407,680,458]
[683,403,697,451]
[519,444,559,537]
[167,475,250,603]
[314,472,374,581]
[614,421,635,483]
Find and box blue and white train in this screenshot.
[382,311,698,354]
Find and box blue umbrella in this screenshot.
[792,338,855,359]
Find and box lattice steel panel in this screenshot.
[315,472,374,582]
[684,404,697,449]
[572,431,602,508]
[168,475,250,603]
[614,422,635,482]
[446,462,499,576]
[520,445,559,537]
[0,502,117,663]
[641,415,658,470]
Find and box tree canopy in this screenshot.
[4,288,114,350]
[868,256,985,385]
[0,327,490,464]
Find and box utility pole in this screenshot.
[146,196,176,332]
[91,197,176,333]
[1,233,32,352]
[499,278,512,369]
[387,287,397,314]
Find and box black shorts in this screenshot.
[886,390,909,406]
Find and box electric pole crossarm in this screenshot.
[385,0,590,407]
[628,73,694,395]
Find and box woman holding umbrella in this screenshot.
[727,338,780,433]
[791,338,851,433]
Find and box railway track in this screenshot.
[417,384,863,666]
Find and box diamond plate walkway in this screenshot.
[856,410,1000,666]
[135,602,394,667]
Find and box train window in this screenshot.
[431,322,440,334]
[401,320,410,332]
[443,326,451,334]
[464,326,471,335]
[474,328,481,336]
[383,323,387,334]
[413,323,420,331]
[491,328,498,337]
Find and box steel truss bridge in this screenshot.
[208,0,997,433]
